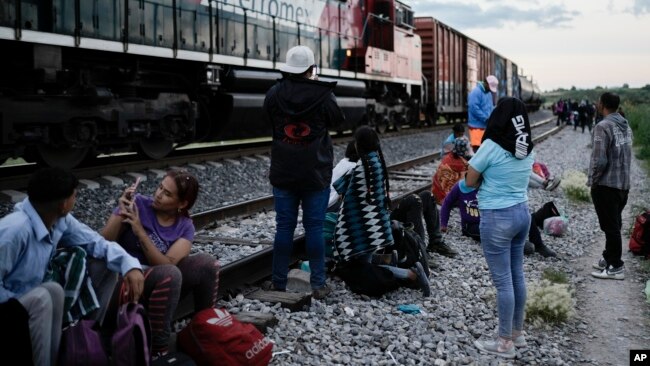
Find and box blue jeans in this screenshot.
[479,202,530,339]
[272,187,329,290]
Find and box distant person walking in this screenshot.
[467,75,498,151]
[264,45,345,299]
[589,92,632,280]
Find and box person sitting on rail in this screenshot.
[440,123,468,156]
[331,125,431,297]
[440,180,557,258]
[0,167,144,366]
[101,169,219,358]
[432,137,473,205]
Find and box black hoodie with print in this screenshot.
[264,76,345,190]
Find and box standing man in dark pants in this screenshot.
[589,92,632,280]
[264,45,345,299]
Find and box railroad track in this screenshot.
[0,123,456,191]
[208,116,560,300]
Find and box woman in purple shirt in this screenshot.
[101,169,219,358]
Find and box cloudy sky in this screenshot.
[411,0,650,92]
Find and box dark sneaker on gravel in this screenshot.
[412,262,431,297]
[524,241,535,255]
[427,242,458,258]
[591,265,624,280]
[544,177,561,191]
[535,242,557,258]
[312,285,332,299]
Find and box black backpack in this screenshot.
[389,220,431,277]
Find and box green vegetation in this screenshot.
[543,84,650,106]
[626,103,650,162]
[526,279,574,325]
[560,170,591,203]
[541,268,569,284]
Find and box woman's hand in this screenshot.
[118,187,137,216]
[121,203,146,238]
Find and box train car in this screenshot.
[414,16,541,124]
[0,0,423,168]
[519,75,542,112]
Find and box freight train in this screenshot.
[0,0,542,168]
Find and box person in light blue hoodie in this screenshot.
[467,75,498,151]
[0,167,144,366]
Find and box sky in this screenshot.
[411,0,650,92]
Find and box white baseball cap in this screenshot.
[486,75,499,93]
[280,46,315,74]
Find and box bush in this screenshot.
[626,103,650,160]
[526,279,574,324]
[561,170,591,202]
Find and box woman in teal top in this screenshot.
[465,97,534,359]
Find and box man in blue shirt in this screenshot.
[467,75,498,151]
[0,167,144,365]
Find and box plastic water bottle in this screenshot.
[300,261,311,273]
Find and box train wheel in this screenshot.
[35,144,89,169]
[138,138,174,160]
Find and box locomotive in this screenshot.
[0,0,540,168]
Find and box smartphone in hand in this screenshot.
[127,177,141,211]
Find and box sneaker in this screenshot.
[412,262,431,297]
[312,285,331,300]
[427,242,458,258]
[513,332,527,348]
[262,281,286,292]
[591,265,625,280]
[544,178,561,191]
[592,258,607,271]
[523,241,535,255]
[474,337,516,359]
[535,242,557,258]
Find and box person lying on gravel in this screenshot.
[331,126,431,297]
[440,181,558,258]
[101,169,219,359]
[0,167,144,366]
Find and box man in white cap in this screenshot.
[263,45,345,300]
[467,75,499,151]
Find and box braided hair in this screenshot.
[353,126,391,207]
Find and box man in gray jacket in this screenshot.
[588,92,632,280]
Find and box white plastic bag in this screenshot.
[543,216,569,237]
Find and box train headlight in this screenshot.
[346,49,352,57]
[203,65,221,86]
